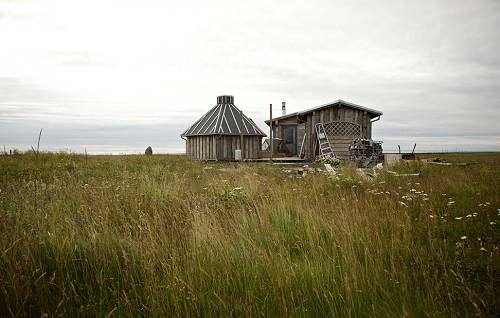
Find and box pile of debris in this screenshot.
[282,164,324,178]
[420,157,470,166]
[262,138,291,158]
[349,139,384,167]
[387,155,471,167]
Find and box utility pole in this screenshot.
[269,104,273,162]
[240,110,244,160]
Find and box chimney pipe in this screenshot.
[282,101,286,116]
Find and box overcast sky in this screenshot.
[1,0,499,154]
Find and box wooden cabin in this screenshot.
[181,95,266,161]
[265,100,382,160]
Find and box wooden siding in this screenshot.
[186,135,262,161]
[297,123,306,155]
[302,106,372,160]
[272,105,374,160]
[216,135,262,161]
[271,116,297,140]
[330,138,355,160]
[186,135,218,161]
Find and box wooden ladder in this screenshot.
[315,123,335,159]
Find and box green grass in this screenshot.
[0,152,499,317]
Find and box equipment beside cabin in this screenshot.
[262,138,290,157]
[349,139,383,167]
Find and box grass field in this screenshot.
[0,153,499,317]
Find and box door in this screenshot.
[282,125,297,155]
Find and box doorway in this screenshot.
[282,125,297,155]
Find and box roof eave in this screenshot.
[182,133,267,137]
[264,112,299,125]
[265,100,383,124]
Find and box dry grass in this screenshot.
[0,152,499,317]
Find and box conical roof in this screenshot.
[181,95,267,137]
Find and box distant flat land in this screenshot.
[0,152,499,316]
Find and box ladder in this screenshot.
[315,123,335,159]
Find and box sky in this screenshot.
[1,0,500,154]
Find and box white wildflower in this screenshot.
[455,217,462,220]
[399,201,408,207]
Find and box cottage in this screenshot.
[265,100,382,160]
[181,95,266,161]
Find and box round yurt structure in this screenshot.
[181,95,266,161]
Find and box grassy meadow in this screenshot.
[0,152,499,317]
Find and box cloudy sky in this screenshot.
[1,0,499,154]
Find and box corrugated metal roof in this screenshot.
[181,96,267,137]
[265,99,383,123]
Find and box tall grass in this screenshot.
[0,153,499,316]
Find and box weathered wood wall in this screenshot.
[186,135,262,161]
[216,136,262,161]
[329,138,355,160]
[186,135,217,160]
[270,106,374,160]
[271,116,297,139]
[269,117,305,156]
[297,123,306,155]
[303,106,372,160]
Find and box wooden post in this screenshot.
[269,104,273,162]
[240,110,244,159]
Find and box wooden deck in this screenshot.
[245,156,306,163]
